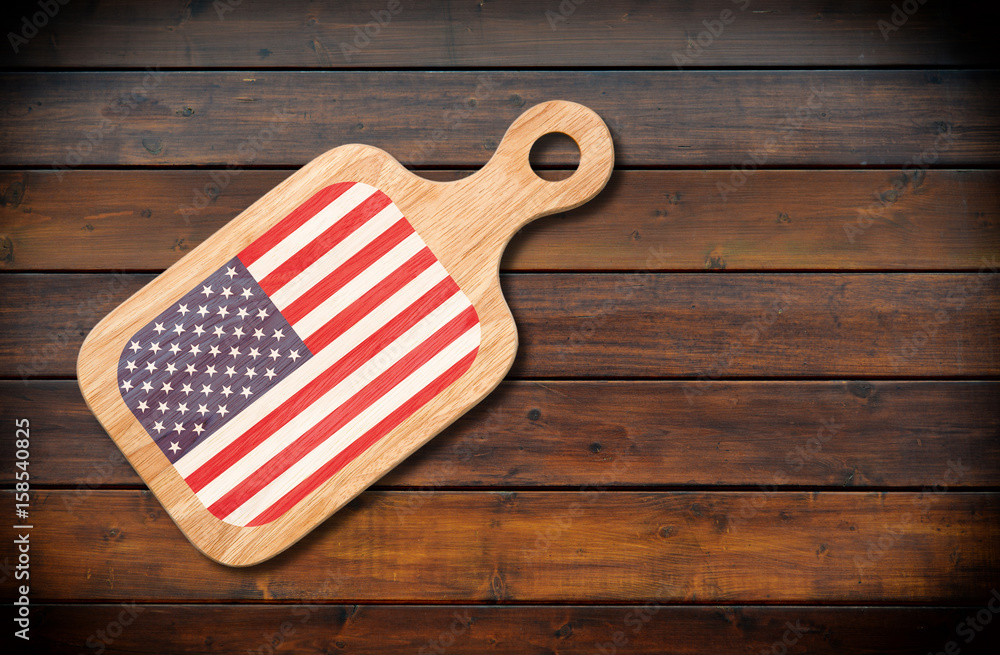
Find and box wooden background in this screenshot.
[2,0,999,652]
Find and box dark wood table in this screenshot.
[2,1,999,652]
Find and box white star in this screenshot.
[153,421,165,434]
[168,441,181,454]
[125,360,138,372]
[185,363,197,375]
[225,266,237,279]
[145,361,157,374]
[128,340,141,353]
[169,343,181,355]
[213,325,225,338]
[241,287,253,299]
[137,400,149,412]
[121,379,133,391]
[233,326,245,338]
[209,345,221,357]
[217,306,229,318]
[245,367,257,379]
[205,365,217,377]
[161,381,173,393]
[193,325,205,337]
[229,346,241,358]
[200,384,213,396]
[221,385,233,397]
[240,386,253,398]
[196,403,210,416]
[249,347,260,359]
[189,343,202,356]
[153,323,166,335]
[264,368,277,380]
[257,308,269,320]
[225,366,237,378]
[221,286,233,299]
[272,329,285,341]
[192,423,205,435]
[177,402,188,413]
[196,305,209,318]
[268,348,281,361]
[149,342,161,354]
[165,362,177,374]
[217,404,229,417]
[141,380,153,393]
[288,350,300,362]
[181,383,193,396]
[237,307,249,319]
[253,328,265,340]
[157,401,169,414]
[173,323,185,335]
[172,422,184,434]
[201,285,213,297]
[177,303,190,316]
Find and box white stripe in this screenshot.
[194,292,473,507]
[246,183,376,281]
[267,202,404,310]
[293,231,427,338]
[174,262,451,478]
[221,324,481,526]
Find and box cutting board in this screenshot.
[77,100,615,566]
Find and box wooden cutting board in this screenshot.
[77,100,615,566]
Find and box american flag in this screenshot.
[118,182,481,527]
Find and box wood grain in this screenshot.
[4,380,999,489]
[1,71,996,167]
[6,273,998,378]
[4,169,999,272]
[27,604,1000,655]
[1,0,995,68]
[3,489,996,602]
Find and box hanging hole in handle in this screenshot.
[528,131,581,182]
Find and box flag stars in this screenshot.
[192,423,205,435]
[225,366,237,378]
[193,325,206,337]
[185,363,197,375]
[229,346,241,358]
[125,360,138,372]
[129,340,142,353]
[178,304,190,316]
[249,347,261,360]
[197,404,210,417]
[213,325,225,338]
[268,348,281,361]
[245,367,257,379]
[145,361,158,374]
[241,287,253,299]
[169,343,181,355]
[169,441,181,454]
[289,350,301,362]
[197,305,209,318]
[141,381,153,393]
[177,402,188,414]
[150,342,161,354]
[209,345,221,357]
[157,401,170,414]
[165,362,177,374]
[240,386,253,399]
[217,405,229,417]
[201,285,213,297]
[181,383,193,396]
[121,380,133,391]
[264,368,277,380]
[257,308,269,320]
[272,329,285,341]
[205,364,217,377]
[173,323,185,335]
[161,381,173,393]
[201,384,213,396]
[233,327,245,338]
[172,422,184,435]
[237,307,249,319]
[221,385,233,397]
[153,322,167,335]
[153,421,165,434]
[225,266,237,279]
[137,400,149,412]
[189,343,202,356]
[253,328,265,340]
[218,306,230,318]
[221,286,233,299]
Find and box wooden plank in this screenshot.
[4,169,999,272]
[4,273,998,378]
[4,380,998,489]
[0,0,993,69]
[27,604,1000,655]
[1,71,996,167]
[3,490,997,602]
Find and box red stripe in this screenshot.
[206,306,479,519]
[304,247,437,353]
[257,189,394,295]
[280,216,414,325]
[246,348,479,527]
[185,276,461,493]
[238,182,354,267]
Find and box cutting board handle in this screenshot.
[470,99,615,240]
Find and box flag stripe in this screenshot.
[186,280,465,495]
[258,189,393,295]
[280,216,414,326]
[205,305,479,517]
[238,182,354,267]
[304,246,437,353]
[245,348,479,527]
[172,262,453,479]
